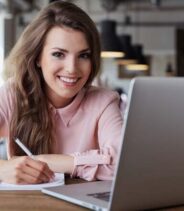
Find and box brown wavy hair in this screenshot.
[6,1,101,156]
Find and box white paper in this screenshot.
[0,173,65,190]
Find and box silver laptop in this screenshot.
[42,77,184,210]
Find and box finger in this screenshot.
[39,162,55,180]
[14,156,52,182]
[24,157,54,180]
[18,171,44,184]
[13,163,44,184]
[7,167,43,184]
[20,164,50,183]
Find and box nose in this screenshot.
[65,56,77,74]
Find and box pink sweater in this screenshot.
[0,81,123,181]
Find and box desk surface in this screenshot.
[0,177,88,211]
[0,178,184,211]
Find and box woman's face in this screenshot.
[39,26,91,108]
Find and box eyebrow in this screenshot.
[52,47,91,53]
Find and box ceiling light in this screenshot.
[116,34,137,65]
[100,20,124,58]
[126,44,149,71]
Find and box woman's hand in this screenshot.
[0,156,54,184]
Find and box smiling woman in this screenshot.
[0,1,123,184]
[39,26,92,108]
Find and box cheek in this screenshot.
[40,54,58,71]
[40,65,54,83]
[87,69,91,78]
[83,62,92,77]
[41,70,49,85]
[41,62,60,76]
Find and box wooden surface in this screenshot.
[0,177,88,211]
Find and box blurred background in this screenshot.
[0,0,184,91]
[0,0,184,157]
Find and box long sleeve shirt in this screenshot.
[0,81,123,181]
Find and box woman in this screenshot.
[0,1,123,184]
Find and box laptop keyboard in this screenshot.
[87,191,111,202]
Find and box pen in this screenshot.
[14,138,33,157]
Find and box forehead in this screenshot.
[43,26,89,50]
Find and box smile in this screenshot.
[59,76,79,84]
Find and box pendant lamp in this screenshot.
[126,44,149,71]
[100,20,124,58]
[116,34,137,65]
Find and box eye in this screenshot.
[79,52,91,60]
[52,51,64,58]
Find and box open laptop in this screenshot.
[42,77,184,210]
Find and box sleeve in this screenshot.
[71,92,123,181]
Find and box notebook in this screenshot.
[42,77,184,210]
[0,173,64,190]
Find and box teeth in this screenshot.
[60,76,78,83]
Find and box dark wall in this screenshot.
[176,28,184,76]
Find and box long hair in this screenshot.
[6,1,101,156]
